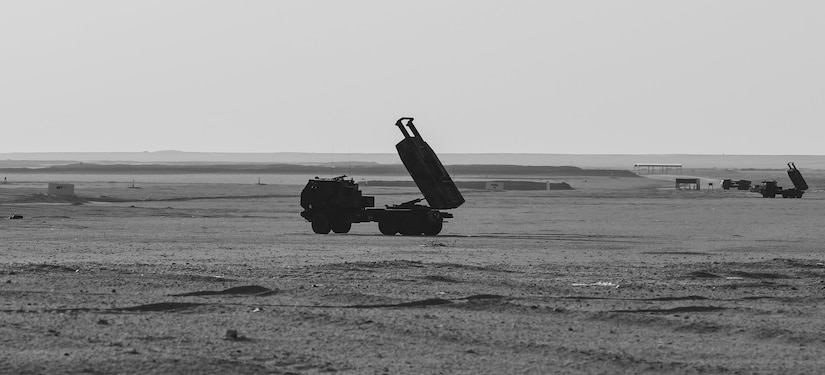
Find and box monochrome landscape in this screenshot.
[2,153,824,374]
[4,0,823,372]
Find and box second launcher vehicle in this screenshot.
[751,162,808,198]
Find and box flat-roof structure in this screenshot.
[633,163,682,174]
[675,178,700,190]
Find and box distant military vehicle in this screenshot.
[721,179,751,190]
[753,162,808,198]
[299,118,464,235]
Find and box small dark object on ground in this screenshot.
[225,329,246,341]
[8,214,23,220]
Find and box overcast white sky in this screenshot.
[1,1,823,155]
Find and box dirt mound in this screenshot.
[347,297,453,309]
[172,285,276,297]
[14,193,88,205]
[19,264,79,273]
[116,302,202,312]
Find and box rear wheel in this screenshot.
[422,218,443,236]
[399,216,422,236]
[378,219,398,235]
[311,214,331,234]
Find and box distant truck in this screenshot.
[721,179,751,190]
[753,162,808,198]
[299,118,464,235]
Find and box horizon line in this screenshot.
[3,151,825,156]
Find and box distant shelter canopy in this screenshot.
[634,163,682,174]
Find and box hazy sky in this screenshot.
[2,1,823,155]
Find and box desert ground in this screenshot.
[2,169,825,374]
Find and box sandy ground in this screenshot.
[2,173,825,374]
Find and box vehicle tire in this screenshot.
[311,214,331,234]
[399,216,422,236]
[378,219,398,235]
[422,218,443,236]
[332,220,352,234]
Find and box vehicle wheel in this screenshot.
[332,220,352,234]
[399,217,422,236]
[378,219,398,235]
[422,218,443,236]
[311,214,331,234]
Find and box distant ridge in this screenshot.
[0,163,639,178]
[1,152,823,170]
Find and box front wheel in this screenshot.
[332,220,352,234]
[311,214,331,234]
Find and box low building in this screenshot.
[634,163,682,174]
[485,182,504,191]
[675,178,700,190]
[48,183,75,196]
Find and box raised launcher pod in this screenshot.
[787,162,808,191]
[394,118,465,210]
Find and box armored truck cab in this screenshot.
[300,176,374,234]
